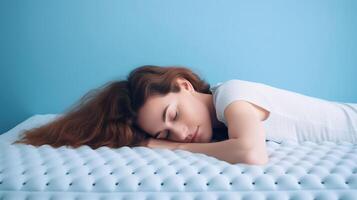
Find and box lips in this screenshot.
[190,126,199,143]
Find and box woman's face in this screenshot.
[136,79,213,143]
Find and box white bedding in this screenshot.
[0,115,356,200]
[0,114,62,143]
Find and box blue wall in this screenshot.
[1,0,357,134]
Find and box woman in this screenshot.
[14,65,357,165]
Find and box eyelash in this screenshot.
[165,111,178,138]
[174,111,178,120]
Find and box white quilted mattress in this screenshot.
[0,115,356,200]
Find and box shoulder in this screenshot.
[210,79,244,97]
[216,79,245,88]
[211,79,271,124]
[212,79,264,93]
[224,100,270,122]
[212,79,269,108]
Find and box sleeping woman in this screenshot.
[13,65,357,165]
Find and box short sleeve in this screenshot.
[211,79,274,125]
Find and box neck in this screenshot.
[199,92,225,129]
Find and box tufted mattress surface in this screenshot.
[0,115,357,200]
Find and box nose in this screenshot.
[170,125,191,142]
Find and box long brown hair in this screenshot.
[13,65,212,149]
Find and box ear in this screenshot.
[176,78,194,92]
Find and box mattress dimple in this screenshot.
[0,140,356,199]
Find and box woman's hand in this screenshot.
[141,138,180,150]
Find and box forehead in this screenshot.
[137,93,178,132]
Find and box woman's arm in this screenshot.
[143,100,270,165]
[223,100,270,164]
[145,138,267,165]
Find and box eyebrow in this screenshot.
[154,104,169,138]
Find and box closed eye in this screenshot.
[165,110,178,139]
[173,110,178,120]
[157,111,178,139]
[165,131,170,139]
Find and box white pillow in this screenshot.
[0,114,62,144]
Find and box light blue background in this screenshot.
[1,0,356,134]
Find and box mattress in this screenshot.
[0,115,356,200]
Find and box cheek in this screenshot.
[186,99,208,118]
[192,113,213,143]
[182,106,205,124]
[181,98,213,138]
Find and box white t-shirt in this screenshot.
[210,79,357,143]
